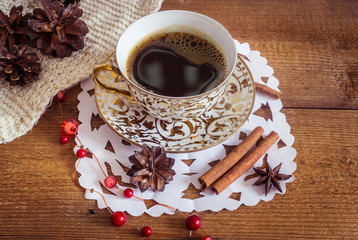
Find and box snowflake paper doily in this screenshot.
[75,41,297,217]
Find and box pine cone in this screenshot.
[27,0,88,58]
[0,6,31,52]
[61,0,81,7]
[46,0,81,7]
[127,145,176,192]
[0,45,41,86]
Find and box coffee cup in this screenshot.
[93,10,237,121]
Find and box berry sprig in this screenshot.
[55,91,214,239]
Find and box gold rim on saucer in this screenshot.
[94,52,255,153]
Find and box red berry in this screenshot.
[141,226,152,237]
[61,118,78,137]
[201,236,213,240]
[54,90,66,102]
[59,135,69,144]
[123,188,133,198]
[186,214,201,230]
[76,148,87,158]
[104,176,117,188]
[111,211,126,227]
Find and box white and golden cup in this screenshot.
[93,10,237,121]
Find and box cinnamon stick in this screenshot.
[198,126,264,191]
[255,82,281,99]
[211,131,279,195]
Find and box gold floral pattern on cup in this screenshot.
[95,52,255,153]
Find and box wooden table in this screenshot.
[1,0,357,239]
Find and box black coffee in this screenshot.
[126,31,228,97]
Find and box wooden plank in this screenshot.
[0,0,357,239]
[161,0,358,109]
[0,85,357,239]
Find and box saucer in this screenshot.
[94,52,255,153]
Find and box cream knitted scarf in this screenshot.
[0,0,163,144]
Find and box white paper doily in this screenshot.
[75,40,297,217]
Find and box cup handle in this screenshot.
[93,64,135,102]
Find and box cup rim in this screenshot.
[116,10,237,100]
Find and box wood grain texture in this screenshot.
[0,0,357,239]
[161,0,358,109]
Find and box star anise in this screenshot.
[253,162,292,196]
[127,145,176,192]
[0,5,31,52]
